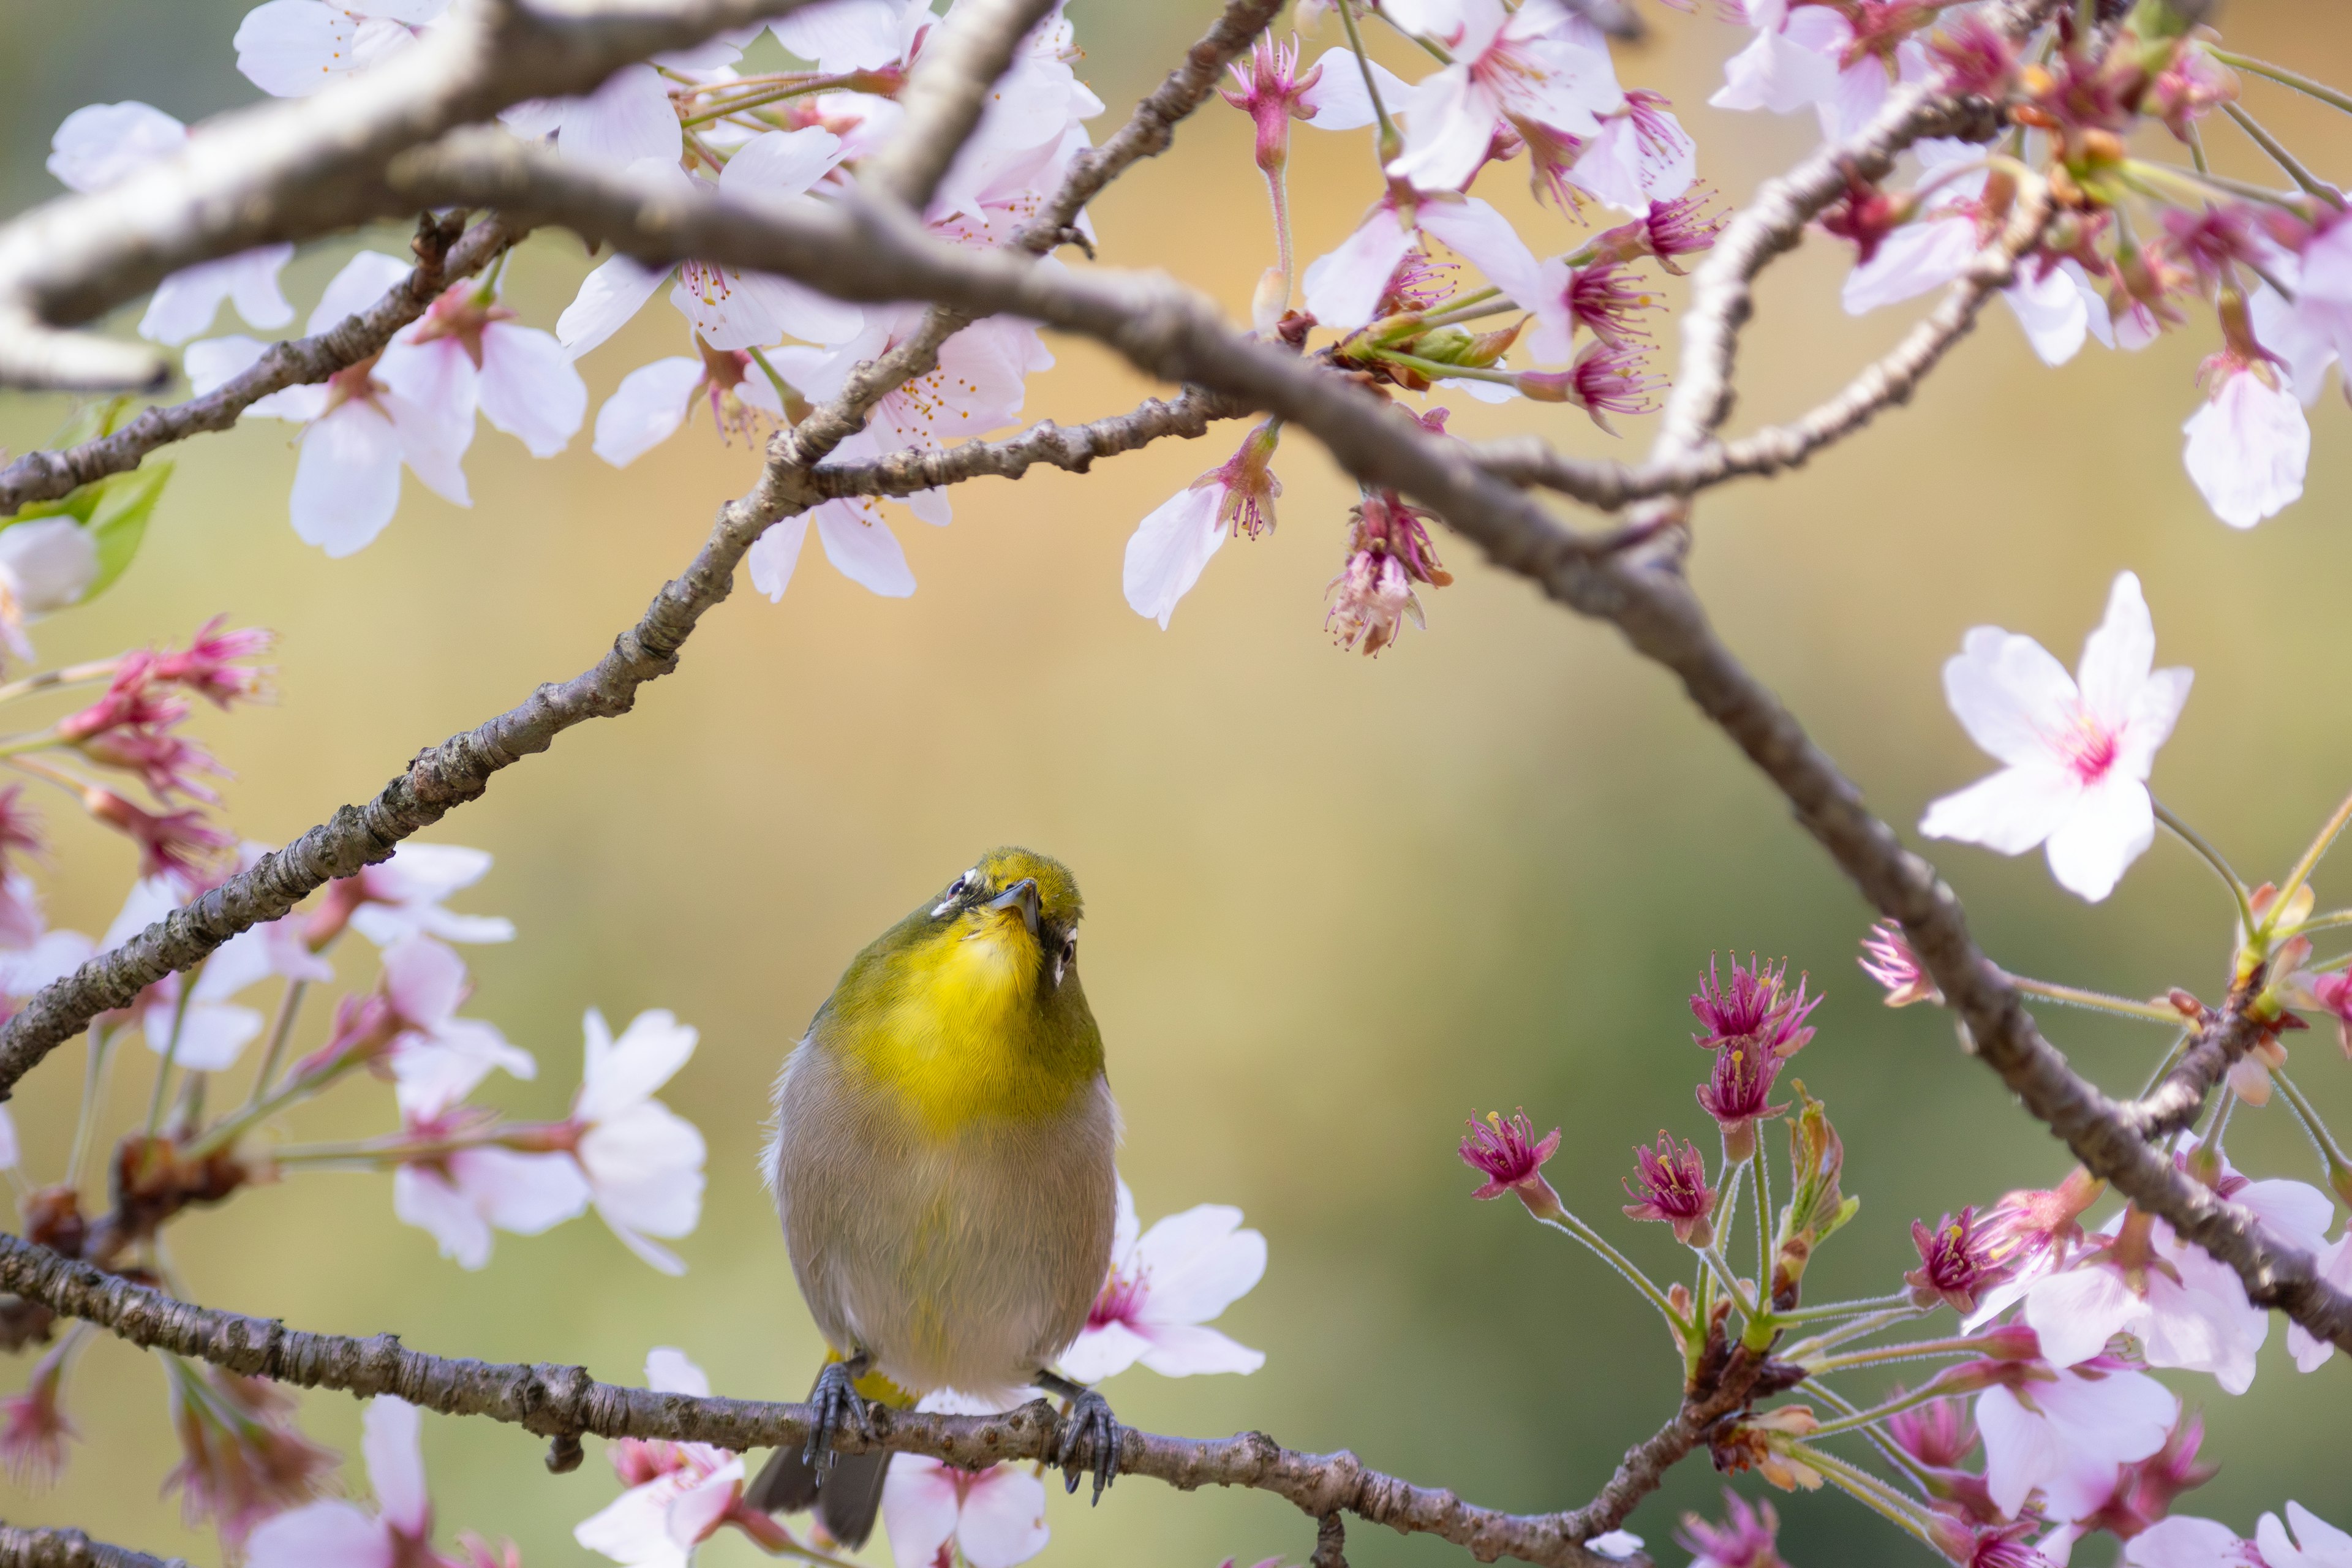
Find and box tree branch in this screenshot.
[858,0,1063,211]
[2116,992,2268,1140]
[0,214,521,516]
[806,388,1236,500]
[0,1231,1640,1568]
[0,1526,188,1568]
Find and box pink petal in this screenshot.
[717,126,845,199]
[2183,372,2308,529]
[247,1501,394,1568]
[814,504,918,597]
[746,515,811,601]
[2122,1515,2249,1568]
[1417,197,1545,312]
[880,1455,961,1568]
[560,251,673,359]
[363,1396,432,1538]
[393,1165,495,1268]
[1975,1382,2061,1520]
[2023,1264,2144,1366]
[560,66,683,168]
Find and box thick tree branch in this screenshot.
[0,1232,1637,1568]
[0,1526,187,1568]
[0,215,521,516]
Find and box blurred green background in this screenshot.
[1,3,2347,1566]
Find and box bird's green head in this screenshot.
[915,846,1086,986]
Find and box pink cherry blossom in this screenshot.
[163,1359,336,1547]
[1566,90,1696,215]
[2254,1505,2352,1568]
[0,1329,78,1485]
[309,841,516,949]
[1976,1359,2176,1521]
[2122,1515,2260,1568]
[47,102,293,344]
[393,1128,589,1272]
[1920,571,2192,903]
[1057,1178,1266,1382]
[2182,363,2309,530]
[0,519,100,666]
[391,281,587,459]
[1123,421,1281,628]
[379,936,535,1118]
[1385,0,1624,201]
[881,1452,1051,1568]
[194,252,474,557]
[576,1350,790,1568]
[235,0,448,97]
[246,1396,438,1568]
[2283,1227,2352,1374]
[769,0,932,75]
[1302,194,1544,333]
[569,1008,706,1276]
[1712,1,1933,141]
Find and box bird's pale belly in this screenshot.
[771,1042,1118,1400]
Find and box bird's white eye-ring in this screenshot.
[1054,935,1076,986]
[931,869,979,919]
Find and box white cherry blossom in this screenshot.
[1975,1360,2176,1521]
[379,936,534,1118]
[2285,1226,2352,1373]
[1302,195,1544,333]
[770,0,932,74]
[393,1140,588,1270]
[100,875,323,1072]
[0,519,101,666]
[2182,365,2309,530]
[576,1350,774,1568]
[590,348,786,468]
[881,1446,1050,1568]
[337,841,515,947]
[47,102,293,345]
[1057,1178,1267,1382]
[388,281,587,459]
[2124,1515,2261,1567]
[246,1396,435,1568]
[1566,91,1695,214]
[1711,1,1931,141]
[1920,571,2192,903]
[2256,1504,2352,1568]
[235,0,448,97]
[568,1008,706,1275]
[1385,0,1623,198]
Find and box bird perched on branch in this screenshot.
[747,848,1123,1548]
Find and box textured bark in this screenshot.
[0,1526,188,1568]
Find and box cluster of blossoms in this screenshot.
[52,0,1095,590]
[571,1182,1267,1568]
[1717,1,2348,530]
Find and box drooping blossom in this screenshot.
[575,1349,795,1568]
[191,252,474,557]
[1920,571,2192,903]
[235,0,448,96]
[1695,1042,1789,1159]
[1677,1490,1785,1568]
[1621,1132,1713,1246]
[1975,1357,2177,1523]
[1223,33,1323,176]
[1528,262,1657,361]
[46,102,293,344]
[1690,954,1820,1056]
[0,519,101,668]
[1325,489,1453,657]
[0,1330,81,1485]
[1385,0,1624,203]
[2181,298,2309,530]
[1860,920,1940,1006]
[1517,338,1666,429]
[1909,1207,2008,1314]
[307,841,516,949]
[388,278,587,459]
[162,1357,336,1547]
[244,1396,448,1568]
[1121,421,1281,628]
[1461,1107,1566,1215]
[1056,1178,1267,1385]
[881,1445,1050,1568]
[565,1008,707,1275]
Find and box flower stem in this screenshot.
[243,979,311,1113]
[2271,785,2352,937]
[0,659,123,709]
[1262,159,1295,319]
[2271,1069,2352,1196]
[2004,973,2184,1025]
[1782,1305,1927,1362]
[145,963,205,1138]
[1804,1375,1967,1437]
[1698,1242,1760,1320]
[1754,1136,1774,1287]
[1766,1290,1917,1325]
[1795,1444,1942,1548]
[1801,1333,1995,1374]
[679,72,863,126]
[2211,49,2352,117]
[1370,349,1517,383]
[2152,799,2255,936]
[2220,102,2346,207]
[65,1025,118,1189]
[1534,1210,1686,1330]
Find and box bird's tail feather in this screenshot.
[744,1445,890,1548]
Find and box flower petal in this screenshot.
[1920,764,2078,857]
[815,503,917,597]
[2043,771,2154,902]
[592,357,704,467]
[1122,484,1225,630]
[363,1395,431,1537]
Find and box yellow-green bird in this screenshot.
[746,848,1123,1547]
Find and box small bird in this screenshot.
[747,848,1123,1547]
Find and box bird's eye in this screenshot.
[1054,935,1076,987]
[930,869,979,919]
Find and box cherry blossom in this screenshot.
[590,342,785,469]
[0,519,101,666]
[2255,1505,2352,1568]
[1920,571,2192,903]
[1385,0,1624,202]
[47,102,293,344]
[1976,1359,2177,1521]
[393,1129,588,1272]
[1621,1132,1713,1245]
[1678,1491,1784,1568]
[568,1008,706,1275]
[379,936,535,1117]
[1302,194,1546,333]
[192,252,475,557]
[1056,1178,1267,1382]
[1564,90,1697,216]
[2182,360,2309,530]
[1123,421,1280,628]
[2283,1226,2352,1374]
[162,1358,336,1546]
[388,279,587,459]
[235,0,448,97]
[0,1330,77,1485]
[576,1349,791,1568]
[1712,1,1933,142]
[246,1396,440,1568]
[99,875,325,1072]
[881,1448,1050,1568]
[309,841,516,949]
[769,0,932,75]
[2122,1515,2263,1568]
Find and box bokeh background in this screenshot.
[0,3,2347,1565]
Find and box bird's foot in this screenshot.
[1039,1374,1120,1504]
[802,1357,875,1474]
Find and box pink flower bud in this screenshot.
[1219,34,1322,175]
[1676,1489,1785,1568]
[162,1358,336,1546]
[1622,1132,1715,1247]
[1460,1108,1564,1219]
[1907,1207,2008,1313]
[0,1332,79,1487]
[1859,921,1940,1006]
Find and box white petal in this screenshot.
[576,1008,698,1122]
[577,1476,696,1568]
[1302,207,1415,331]
[579,1102,706,1238]
[592,358,703,468]
[1843,214,1977,315]
[2286,1232,2352,1374]
[309,251,415,336]
[1921,764,2079,857]
[0,1107,17,1171]
[952,1466,1051,1568]
[149,1001,263,1072]
[185,335,272,397]
[2076,571,2155,731]
[381,935,466,1027]
[1133,1323,1265,1377]
[1109,1176,1139,1264]
[2182,372,2309,529]
[2285,1502,2352,1561]
[394,1164,495,1268]
[747,514,811,601]
[1295,47,1412,130]
[881,1455,962,1568]
[562,65,684,167]
[363,1396,431,1537]
[2032,1365,2176,1519]
[815,503,917,597]
[646,1348,711,1398]
[477,324,587,456]
[560,252,673,359]
[772,0,912,73]
[2123,1516,2252,1568]
[246,1501,393,1568]
[1052,1321,1150,1383]
[457,1147,592,1235]
[1710,24,1841,115]
[1417,197,1545,311]
[718,126,845,199]
[1122,484,1225,630]
[1385,69,1493,194]
[2024,1264,2144,1366]
[1975,1383,2060,1520]
[2003,263,2089,366]
[1129,1205,1267,1325]
[2043,771,2154,902]
[384,390,476,509]
[1944,625,2081,767]
[0,518,100,614]
[140,263,237,345]
[47,101,184,192]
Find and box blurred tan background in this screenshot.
[1,3,2347,1565]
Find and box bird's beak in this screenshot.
[987,878,1040,937]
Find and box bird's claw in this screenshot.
[802,1360,875,1474]
[1054,1388,1120,1505]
